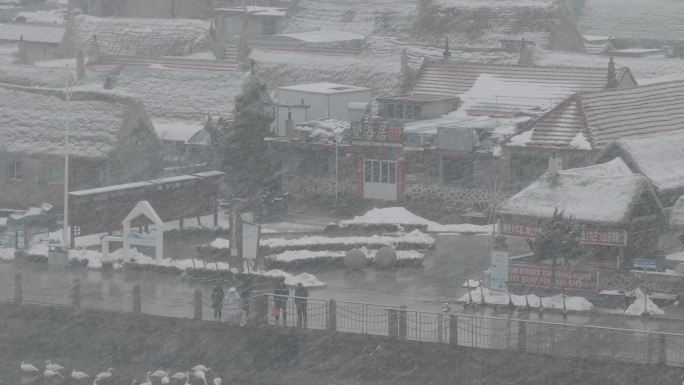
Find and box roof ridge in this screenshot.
[425,58,620,72]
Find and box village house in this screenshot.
[268,57,639,213]
[596,130,684,208]
[0,83,162,209]
[272,82,372,137]
[497,158,664,272]
[0,23,64,60]
[213,5,287,43]
[60,14,219,58]
[506,80,684,192]
[572,0,684,57]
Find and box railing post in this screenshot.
[399,306,407,340]
[388,308,398,338]
[658,333,667,365]
[194,289,202,321]
[13,273,22,305]
[449,314,458,345]
[71,278,81,310]
[327,299,336,331]
[438,314,443,342]
[132,285,141,313]
[648,333,654,364]
[517,320,527,352]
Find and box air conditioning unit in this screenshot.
[436,126,475,151]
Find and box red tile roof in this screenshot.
[515,81,684,149]
[412,59,632,98]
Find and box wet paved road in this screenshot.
[2,233,684,334]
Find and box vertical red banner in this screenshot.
[355,158,364,196]
[397,156,406,201]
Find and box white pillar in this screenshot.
[122,221,130,263]
[155,225,164,262]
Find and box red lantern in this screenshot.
[344,152,356,161]
[397,156,407,165]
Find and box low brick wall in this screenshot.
[283,175,357,198]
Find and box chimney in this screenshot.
[76,50,85,81]
[547,154,562,175]
[442,37,451,60]
[606,56,617,89]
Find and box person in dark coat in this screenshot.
[211,284,225,320]
[294,282,309,328]
[273,279,290,325]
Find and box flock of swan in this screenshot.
[20,361,222,385]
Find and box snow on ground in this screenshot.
[624,288,665,316]
[459,288,594,312]
[260,229,435,249]
[339,207,493,233]
[265,247,424,262]
[3,244,326,288]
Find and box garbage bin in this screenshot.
[48,245,68,267]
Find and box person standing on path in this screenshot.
[211,283,225,321]
[273,279,289,325]
[294,282,308,328]
[224,286,242,324]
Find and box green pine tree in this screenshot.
[208,71,275,198]
[530,208,582,288]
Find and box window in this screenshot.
[364,159,397,185]
[9,159,22,180]
[45,162,64,184]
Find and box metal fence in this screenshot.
[0,225,50,249]
[262,294,684,367]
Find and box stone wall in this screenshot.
[405,182,509,210]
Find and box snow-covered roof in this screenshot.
[510,81,684,150]
[278,82,370,95]
[214,6,287,17]
[153,119,206,143]
[276,31,365,44]
[498,167,655,224]
[670,196,684,229]
[294,118,349,143]
[576,0,684,43]
[0,83,156,159]
[576,158,633,177]
[61,15,211,57]
[600,131,684,197]
[412,59,633,101]
[0,22,64,44]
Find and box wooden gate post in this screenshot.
[132,284,141,313]
[72,278,81,310]
[388,308,398,338]
[14,273,22,305]
[328,299,337,331]
[399,306,408,340]
[194,289,202,321]
[517,320,527,352]
[449,314,458,344]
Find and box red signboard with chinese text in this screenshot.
[350,119,404,148]
[500,222,628,247]
[508,264,597,290]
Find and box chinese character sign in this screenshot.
[500,222,628,247]
[350,119,403,147]
[508,264,597,290]
[491,250,509,293]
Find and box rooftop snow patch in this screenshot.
[510,81,684,150]
[61,15,211,57]
[278,82,370,95]
[0,83,154,158]
[601,130,684,195]
[338,207,493,233]
[276,31,365,44]
[0,22,65,43]
[153,119,206,143]
[498,167,655,224]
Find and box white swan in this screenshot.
[192,369,208,385]
[182,371,191,385]
[93,368,113,384]
[161,375,170,384]
[191,365,210,372]
[171,371,188,381]
[20,361,39,374]
[71,369,90,380]
[213,378,222,385]
[151,369,169,378]
[45,360,65,372]
[44,369,65,380]
[139,371,152,385]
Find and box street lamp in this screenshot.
[47,67,76,247]
[334,138,339,205]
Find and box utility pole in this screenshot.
[63,73,73,248]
